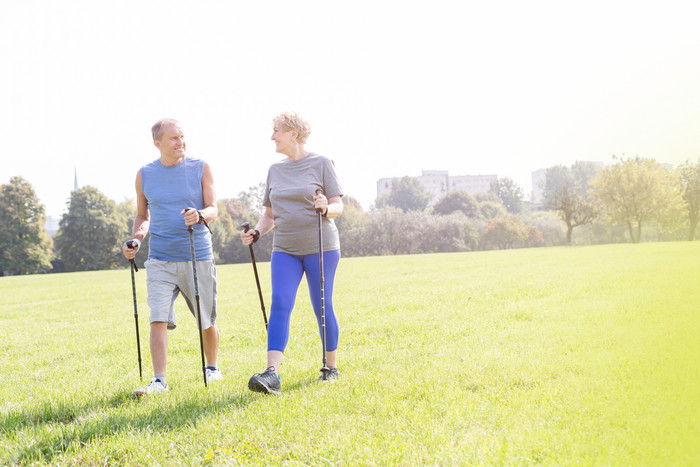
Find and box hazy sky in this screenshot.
[2,1,699,217]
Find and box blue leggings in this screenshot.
[268,250,340,353]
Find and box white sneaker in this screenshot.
[134,377,168,396]
[206,367,223,383]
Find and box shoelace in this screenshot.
[253,367,277,378]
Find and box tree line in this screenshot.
[1,156,699,276]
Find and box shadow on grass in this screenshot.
[3,374,338,464]
[282,375,323,393]
[2,389,254,464]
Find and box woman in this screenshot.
[241,112,344,394]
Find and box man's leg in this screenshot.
[136,259,177,395]
[177,260,218,362]
[202,324,219,366]
[150,321,169,375]
[134,321,170,395]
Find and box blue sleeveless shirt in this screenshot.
[141,157,213,261]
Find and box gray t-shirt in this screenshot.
[263,153,344,255]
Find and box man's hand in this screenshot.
[123,238,140,260]
[181,208,201,227]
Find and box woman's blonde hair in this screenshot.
[272,112,311,144]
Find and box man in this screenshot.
[122,118,221,395]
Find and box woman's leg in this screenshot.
[304,250,341,365]
[267,252,305,361]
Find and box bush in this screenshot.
[521,211,567,247]
[480,215,529,250]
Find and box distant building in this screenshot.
[530,168,547,203]
[45,216,60,237]
[377,170,497,205]
[43,168,75,236]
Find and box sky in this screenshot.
[2,1,700,218]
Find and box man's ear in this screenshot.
[153,139,161,149]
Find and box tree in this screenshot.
[521,211,567,247]
[354,209,470,256]
[335,198,371,257]
[478,200,507,220]
[341,195,363,210]
[432,190,478,217]
[526,226,545,248]
[418,212,469,252]
[370,207,422,254]
[677,159,700,240]
[0,176,53,275]
[54,186,127,271]
[489,177,524,214]
[211,201,238,264]
[542,162,598,244]
[480,215,529,250]
[375,176,431,212]
[209,197,275,264]
[590,156,685,243]
[116,198,150,269]
[236,182,266,218]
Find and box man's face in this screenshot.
[155,123,186,159]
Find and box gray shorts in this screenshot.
[145,258,217,330]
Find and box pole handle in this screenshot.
[315,188,325,213]
[126,240,139,272]
[183,207,211,233]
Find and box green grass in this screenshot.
[1,242,699,465]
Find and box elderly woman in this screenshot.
[241,112,344,394]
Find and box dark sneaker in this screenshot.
[248,367,281,394]
[320,366,340,382]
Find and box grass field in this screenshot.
[1,242,699,465]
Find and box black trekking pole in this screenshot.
[126,240,143,381]
[315,189,331,380]
[185,209,208,388]
[241,222,268,330]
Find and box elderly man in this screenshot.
[123,118,221,395]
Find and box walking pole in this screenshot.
[126,240,143,381]
[240,222,268,330]
[185,209,208,388]
[315,189,331,380]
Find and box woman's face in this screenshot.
[271,124,297,154]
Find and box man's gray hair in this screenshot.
[151,118,181,141]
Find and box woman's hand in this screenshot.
[241,229,257,246]
[313,191,328,215]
